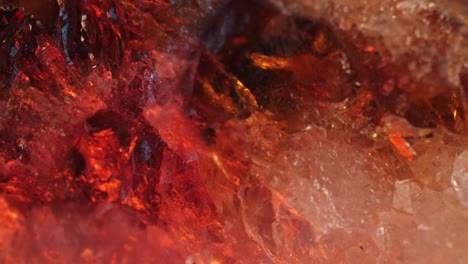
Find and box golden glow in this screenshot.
[234,79,258,109]
[201,79,237,114]
[248,53,289,70]
[64,89,78,98]
[212,153,228,178]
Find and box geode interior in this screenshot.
[0,0,467,263]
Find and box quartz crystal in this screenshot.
[0,0,467,263]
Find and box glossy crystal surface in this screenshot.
[0,0,467,263]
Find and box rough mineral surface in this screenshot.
[0,0,467,263]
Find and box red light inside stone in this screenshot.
[0,0,467,263]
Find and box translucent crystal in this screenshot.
[0,0,467,262]
[452,151,468,207]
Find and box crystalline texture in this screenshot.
[0,0,467,263]
[452,151,468,206]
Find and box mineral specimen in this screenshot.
[0,0,467,263]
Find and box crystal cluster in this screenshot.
[0,0,467,263]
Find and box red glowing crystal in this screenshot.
[0,0,467,263]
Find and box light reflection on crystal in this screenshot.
[0,0,467,263]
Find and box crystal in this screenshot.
[452,151,468,206]
[0,0,467,262]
